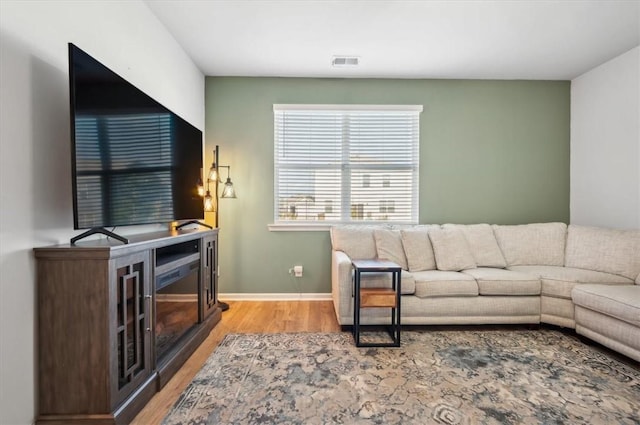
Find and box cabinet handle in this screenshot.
[144,294,152,332]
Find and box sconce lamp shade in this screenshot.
[220,177,237,199]
[208,163,219,182]
[196,177,205,197]
[203,191,215,212]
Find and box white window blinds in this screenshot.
[273,104,422,225]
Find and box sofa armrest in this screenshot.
[332,250,353,324]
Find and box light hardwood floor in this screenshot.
[131,300,341,425]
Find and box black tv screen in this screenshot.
[69,43,203,229]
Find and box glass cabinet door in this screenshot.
[113,251,152,405]
[200,234,217,320]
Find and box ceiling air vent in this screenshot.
[332,56,359,67]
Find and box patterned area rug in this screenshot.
[162,330,640,424]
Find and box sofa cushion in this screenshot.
[462,267,540,296]
[428,227,477,271]
[412,270,478,298]
[572,284,640,327]
[444,223,507,268]
[330,225,377,259]
[492,223,567,266]
[508,265,633,299]
[400,227,437,272]
[565,225,640,280]
[400,271,416,295]
[357,270,416,295]
[373,229,408,270]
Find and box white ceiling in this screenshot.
[145,0,640,80]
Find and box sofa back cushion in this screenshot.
[330,226,377,259]
[492,222,567,266]
[373,229,408,270]
[400,227,437,272]
[565,225,640,280]
[428,227,477,271]
[443,223,507,268]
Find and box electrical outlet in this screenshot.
[288,266,303,277]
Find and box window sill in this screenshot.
[267,220,419,232]
[268,223,332,232]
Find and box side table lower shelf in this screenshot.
[352,259,401,347]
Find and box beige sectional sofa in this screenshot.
[330,223,640,361]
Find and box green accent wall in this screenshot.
[205,77,570,294]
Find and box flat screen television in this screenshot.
[69,43,203,235]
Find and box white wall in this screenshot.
[571,46,640,229]
[0,1,204,423]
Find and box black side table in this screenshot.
[352,259,401,347]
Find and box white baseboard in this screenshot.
[219,293,332,301]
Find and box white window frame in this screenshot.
[269,104,422,231]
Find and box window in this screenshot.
[379,200,395,214]
[273,104,422,229]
